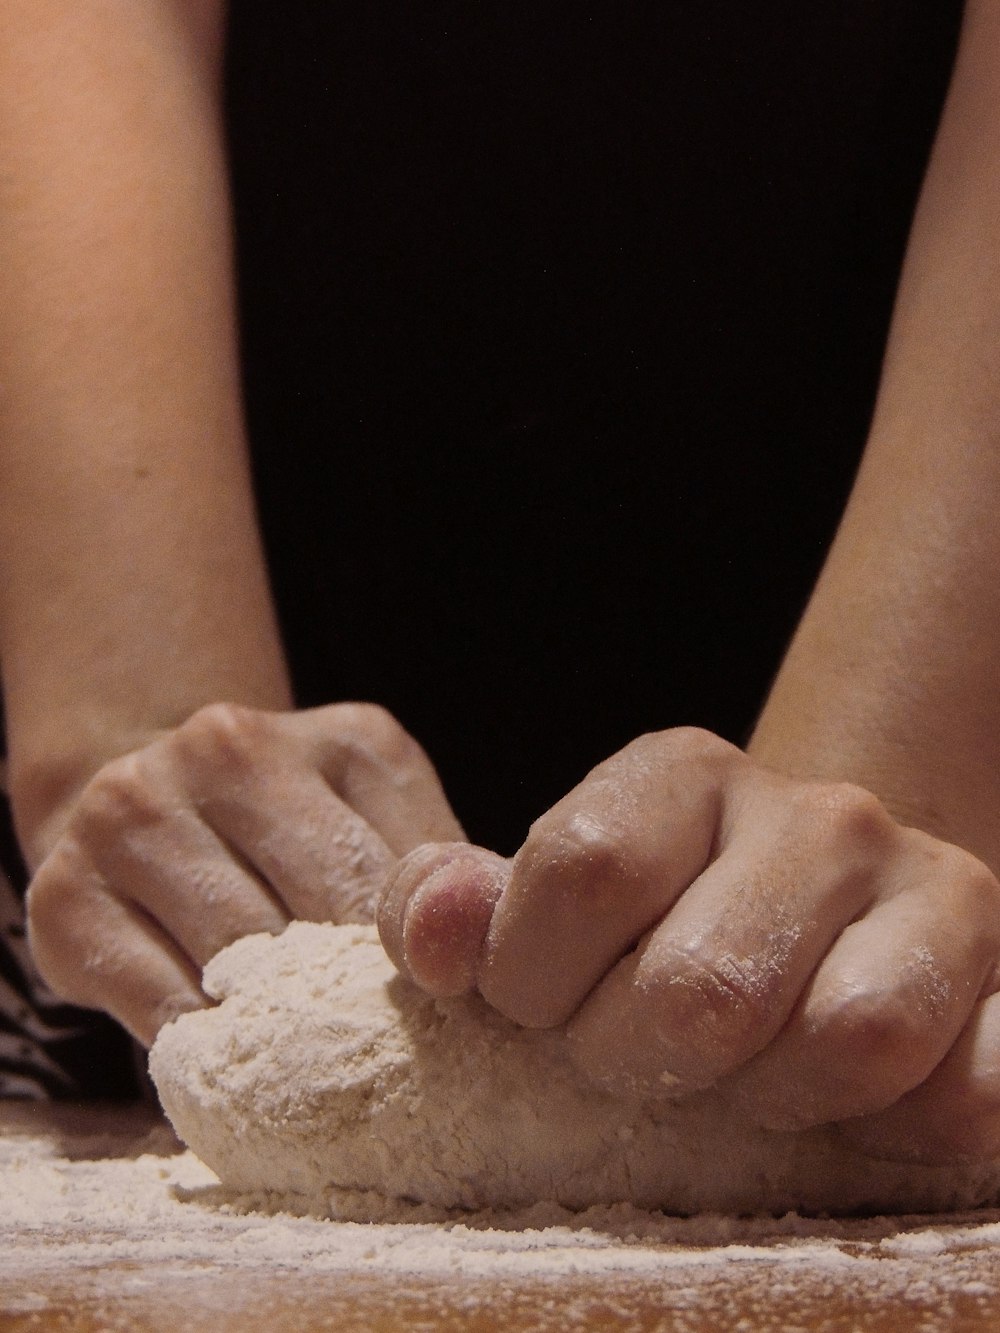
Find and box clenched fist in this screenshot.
[379,727,1000,1163]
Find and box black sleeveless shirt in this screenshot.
[226,2,963,853]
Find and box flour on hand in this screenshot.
[149,923,1000,1216]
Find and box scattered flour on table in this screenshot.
[5,1110,1000,1323]
[151,923,1000,1216]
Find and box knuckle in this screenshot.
[176,701,267,772]
[941,861,1000,943]
[939,843,1000,910]
[520,810,630,907]
[667,725,739,761]
[627,726,738,769]
[789,781,895,857]
[813,986,933,1100]
[640,945,777,1080]
[896,832,1000,948]
[74,753,161,834]
[333,701,421,772]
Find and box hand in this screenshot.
[378,727,1000,1162]
[27,701,463,1045]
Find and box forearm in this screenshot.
[749,0,1000,875]
[0,1,291,866]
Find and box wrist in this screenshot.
[748,705,1000,881]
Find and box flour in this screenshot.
[0,1109,992,1270]
[149,923,1000,1217]
[6,1105,1000,1333]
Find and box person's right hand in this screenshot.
[25,701,463,1046]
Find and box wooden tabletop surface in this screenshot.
[4,1102,1000,1332]
[5,1266,998,1332]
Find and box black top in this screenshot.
[0,2,964,1095]
[227,2,963,854]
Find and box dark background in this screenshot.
[224,2,964,856]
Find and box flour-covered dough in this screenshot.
[150,923,1000,1215]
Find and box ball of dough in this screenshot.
[150,923,1000,1215]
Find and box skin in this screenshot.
[0,0,462,1045]
[0,0,289,858]
[27,702,463,1047]
[2,0,1000,1171]
[379,0,1000,1164]
[378,736,1000,1162]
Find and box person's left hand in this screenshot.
[378,727,1000,1164]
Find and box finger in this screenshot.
[89,807,291,968]
[169,705,399,920]
[563,798,884,1094]
[377,842,510,995]
[838,989,1000,1163]
[476,728,746,1028]
[727,859,1000,1130]
[289,703,467,853]
[171,703,460,909]
[27,856,205,1048]
[195,764,397,925]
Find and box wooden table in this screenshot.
[4,1103,1000,1332]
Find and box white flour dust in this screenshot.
[5,1106,1000,1327]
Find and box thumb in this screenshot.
[377,842,510,996]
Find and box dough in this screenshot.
[150,923,1000,1215]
